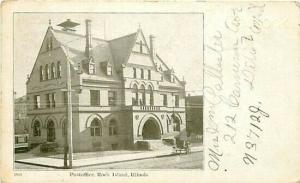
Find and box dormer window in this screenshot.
[171,74,174,83]
[89,63,96,75]
[101,61,113,76]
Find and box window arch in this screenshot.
[45,64,49,80]
[109,119,118,136]
[90,118,101,136]
[172,115,180,132]
[140,85,146,106]
[40,66,44,81]
[57,61,61,78]
[132,84,138,106]
[33,120,41,137]
[51,63,56,79]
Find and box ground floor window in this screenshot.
[33,120,41,136]
[90,118,102,136]
[109,119,118,136]
[47,120,56,142]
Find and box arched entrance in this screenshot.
[173,115,181,132]
[47,120,56,142]
[142,119,161,140]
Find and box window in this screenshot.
[162,94,167,107]
[175,95,179,107]
[89,63,96,74]
[62,119,66,137]
[51,63,56,79]
[34,95,41,109]
[47,120,55,142]
[133,68,137,78]
[109,119,118,136]
[33,120,41,136]
[148,86,154,106]
[140,85,146,105]
[90,90,100,106]
[171,74,175,83]
[45,64,49,80]
[108,91,117,106]
[57,61,61,78]
[107,66,112,76]
[139,40,143,53]
[90,118,101,136]
[46,94,51,108]
[141,69,144,79]
[132,84,138,106]
[51,93,56,108]
[40,66,44,81]
[63,91,68,106]
[49,36,53,50]
[148,70,151,80]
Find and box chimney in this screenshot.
[85,19,92,58]
[149,35,155,60]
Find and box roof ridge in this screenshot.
[108,31,138,42]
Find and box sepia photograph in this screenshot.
[13,12,204,170]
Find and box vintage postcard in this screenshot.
[0,1,299,183]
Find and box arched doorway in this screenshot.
[47,120,56,142]
[142,119,161,140]
[173,115,181,132]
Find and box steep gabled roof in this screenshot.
[108,31,138,69]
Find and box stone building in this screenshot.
[14,95,28,134]
[186,95,203,137]
[26,19,186,152]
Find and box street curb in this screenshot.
[15,149,203,169]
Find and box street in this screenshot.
[15,151,203,170]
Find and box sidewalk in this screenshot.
[15,146,203,169]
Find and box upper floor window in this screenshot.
[90,90,100,106]
[107,65,112,76]
[49,36,53,50]
[175,95,179,107]
[57,61,61,78]
[162,94,167,107]
[148,86,154,106]
[51,93,56,108]
[108,91,117,106]
[90,118,101,136]
[133,68,137,78]
[139,40,143,53]
[45,64,49,80]
[33,120,41,136]
[109,119,118,136]
[51,63,56,79]
[141,69,144,79]
[148,70,151,80]
[132,84,138,106]
[34,95,41,109]
[46,94,51,108]
[40,66,44,81]
[171,74,175,83]
[140,85,146,106]
[89,63,96,75]
[63,91,68,106]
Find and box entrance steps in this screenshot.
[135,140,173,151]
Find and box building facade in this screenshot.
[186,95,203,137]
[26,19,186,152]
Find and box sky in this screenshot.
[14,13,203,98]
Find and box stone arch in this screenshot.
[59,116,67,128]
[129,80,139,89]
[137,113,164,137]
[85,113,103,128]
[31,116,43,128]
[44,115,59,128]
[139,81,147,89]
[171,113,183,124]
[146,82,154,91]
